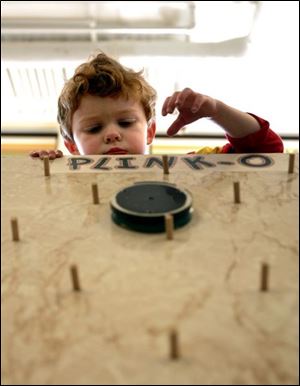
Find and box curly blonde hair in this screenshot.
[57,52,157,141]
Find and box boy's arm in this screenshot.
[222,113,284,153]
[30,150,63,159]
[162,88,260,137]
[162,88,283,152]
[210,100,260,138]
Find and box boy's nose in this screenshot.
[104,131,121,144]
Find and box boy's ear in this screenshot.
[64,139,80,155]
[147,121,156,145]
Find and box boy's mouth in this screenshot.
[104,147,128,155]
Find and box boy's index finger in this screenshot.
[166,116,186,136]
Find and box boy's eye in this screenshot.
[119,120,135,127]
[86,125,102,133]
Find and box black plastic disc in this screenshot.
[110,181,193,233]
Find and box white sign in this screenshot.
[51,154,297,173]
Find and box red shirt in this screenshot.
[193,113,284,154]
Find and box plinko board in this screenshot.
[1,154,299,385]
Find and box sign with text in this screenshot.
[51,153,297,173]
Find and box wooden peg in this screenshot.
[91,183,100,204]
[70,264,81,291]
[288,153,295,174]
[11,217,19,241]
[260,263,269,292]
[165,214,174,240]
[169,329,179,360]
[43,156,50,177]
[233,181,241,204]
[162,155,169,175]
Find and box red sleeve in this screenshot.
[220,113,284,153]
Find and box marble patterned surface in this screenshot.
[1,154,299,385]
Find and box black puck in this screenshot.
[110,181,193,233]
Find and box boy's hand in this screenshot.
[30,150,63,160]
[162,88,218,136]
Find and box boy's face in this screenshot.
[65,94,156,155]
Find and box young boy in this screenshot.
[30,52,283,159]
